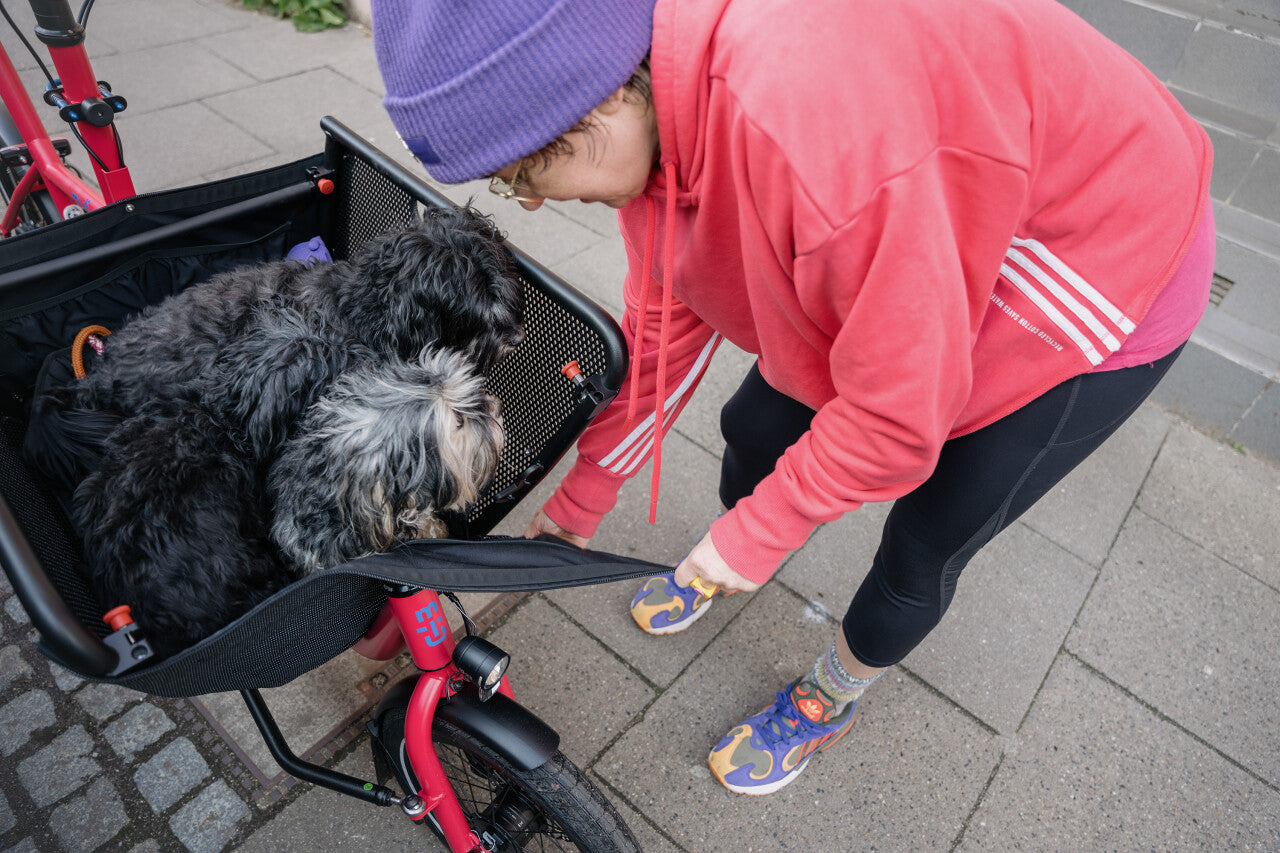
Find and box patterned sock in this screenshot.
[789,640,881,724]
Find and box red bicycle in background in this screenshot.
[0,0,134,235]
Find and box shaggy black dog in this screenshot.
[27,203,523,490]
[25,204,522,657]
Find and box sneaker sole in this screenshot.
[709,757,810,795]
[631,595,713,635]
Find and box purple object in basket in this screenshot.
[286,236,333,267]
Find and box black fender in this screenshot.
[373,674,560,772]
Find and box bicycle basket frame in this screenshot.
[0,117,630,693]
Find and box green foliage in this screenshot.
[241,0,347,32]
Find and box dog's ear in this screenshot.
[212,309,355,461]
[24,385,124,492]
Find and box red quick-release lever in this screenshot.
[316,177,335,195]
[103,605,134,631]
[560,360,583,381]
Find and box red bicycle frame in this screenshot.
[0,0,134,235]
[384,588,516,853]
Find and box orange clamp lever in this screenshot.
[103,605,134,631]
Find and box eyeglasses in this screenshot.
[488,163,540,203]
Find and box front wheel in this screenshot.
[373,697,640,853]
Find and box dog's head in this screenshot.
[344,206,525,374]
[296,347,504,555]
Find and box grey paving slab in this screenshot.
[194,647,391,781]
[547,198,629,238]
[81,0,249,53]
[588,771,681,853]
[548,228,629,317]
[91,42,258,117]
[545,573,751,691]
[597,584,1003,852]
[669,341,756,459]
[1192,308,1280,389]
[961,655,1280,852]
[1173,87,1279,141]
[1172,23,1280,121]
[104,701,175,761]
[583,430,724,565]
[236,747,433,852]
[4,595,29,625]
[168,781,249,853]
[112,101,275,193]
[470,194,617,272]
[0,645,33,693]
[1080,0,1196,80]
[1068,511,1280,784]
[135,737,211,814]
[902,523,1097,735]
[775,501,890,618]
[1137,421,1280,588]
[1216,234,1280,334]
[488,595,653,767]
[1022,403,1170,566]
[46,660,83,693]
[0,688,55,757]
[1148,341,1269,437]
[17,725,99,807]
[1204,125,1263,202]
[1233,145,1280,227]
[202,67,394,165]
[0,789,13,835]
[199,17,374,84]
[73,681,141,722]
[48,777,128,853]
[781,500,1099,736]
[1234,381,1280,461]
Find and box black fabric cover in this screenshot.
[56,537,665,698]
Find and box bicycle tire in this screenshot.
[374,698,641,853]
[0,105,62,233]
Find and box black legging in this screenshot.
[719,345,1183,668]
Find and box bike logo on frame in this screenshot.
[414,602,447,646]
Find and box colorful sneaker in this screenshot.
[707,679,858,795]
[628,572,714,635]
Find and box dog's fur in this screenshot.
[72,399,288,657]
[268,348,503,574]
[25,205,522,656]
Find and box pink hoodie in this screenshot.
[543,0,1212,583]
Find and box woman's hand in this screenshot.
[673,532,760,596]
[522,507,590,548]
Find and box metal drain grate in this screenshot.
[1209,274,1234,307]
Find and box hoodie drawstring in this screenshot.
[623,195,657,430]
[620,162,679,525]
[648,160,679,524]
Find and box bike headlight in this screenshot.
[452,636,510,701]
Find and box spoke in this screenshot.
[435,743,584,852]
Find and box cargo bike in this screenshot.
[0,116,664,853]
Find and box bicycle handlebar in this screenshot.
[0,494,117,676]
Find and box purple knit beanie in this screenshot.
[371,0,656,185]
